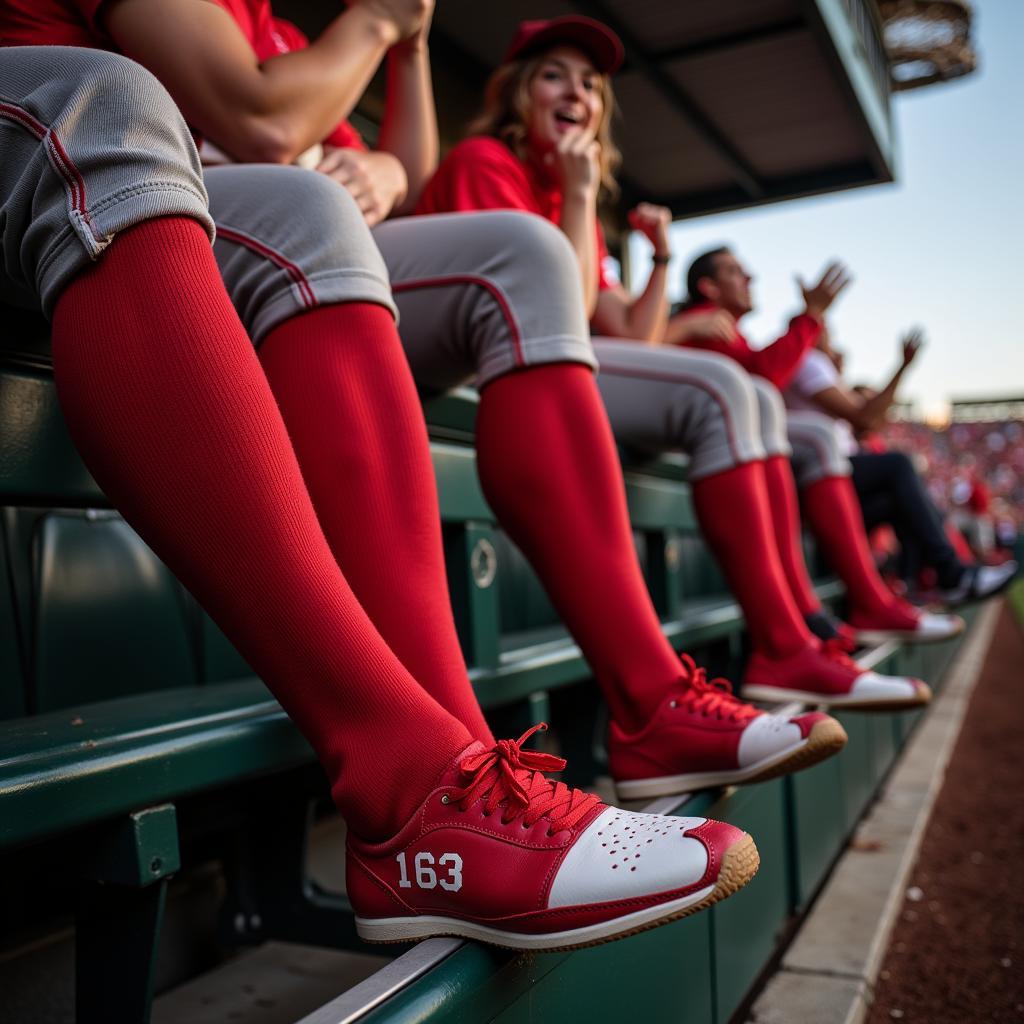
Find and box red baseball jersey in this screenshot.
[417,135,616,293]
[674,300,822,391]
[0,0,365,151]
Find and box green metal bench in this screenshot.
[0,309,776,1022]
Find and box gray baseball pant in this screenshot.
[787,410,852,487]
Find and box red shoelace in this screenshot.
[821,637,861,671]
[450,724,600,834]
[674,654,759,723]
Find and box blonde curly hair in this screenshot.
[467,52,621,201]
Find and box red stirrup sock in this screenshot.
[260,305,493,745]
[761,455,823,617]
[51,217,471,840]
[692,463,814,659]
[476,364,681,733]
[802,475,916,625]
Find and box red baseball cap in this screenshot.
[502,16,625,74]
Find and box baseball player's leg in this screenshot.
[590,343,928,710]
[4,48,472,840]
[201,166,493,746]
[375,211,687,732]
[789,414,961,642]
[849,451,965,588]
[594,340,812,658]
[748,377,826,624]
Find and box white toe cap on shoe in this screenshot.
[850,672,920,700]
[916,612,963,640]
[737,714,802,768]
[974,562,1017,598]
[547,808,709,909]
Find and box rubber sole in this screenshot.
[854,619,965,646]
[614,718,848,800]
[355,833,760,953]
[741,682,932,712]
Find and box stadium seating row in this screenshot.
[0,303,973,1023]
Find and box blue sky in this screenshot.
[628,1,1024,421]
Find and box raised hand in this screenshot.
[900,327,924,368]
[351,0,433,43]
[553,126,601,199]
[796,261,852,320]
[627,203,672,258]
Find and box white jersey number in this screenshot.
[396,851,463,892]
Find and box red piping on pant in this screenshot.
[596,361,746,465]
[1,101,100,242]
[391,275,524,367]
[215,224,318,309]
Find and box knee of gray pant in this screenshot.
[750,375,792,456]
[489,210,583,296]
[70,51,204,175]
[249,166,386,274]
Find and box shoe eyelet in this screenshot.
[522,821,531,829]
[440,794,450,805]
[669,700,678,709]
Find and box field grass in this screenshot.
[1008,578,1024,629]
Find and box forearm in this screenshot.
[620,265,669,341]
[560,192,599,315]
[378,42,438,213]
[107,0,398,165]
[859,365,907,430]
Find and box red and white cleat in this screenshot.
[742,640,932,711]
[848,601,964,646]
[347,725,759,951]
[609,656,847,800]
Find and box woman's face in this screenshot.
[525,46,604,154]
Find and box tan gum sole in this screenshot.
[358,833,760,953]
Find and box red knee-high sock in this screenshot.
[476,364,681,732]
[692,463,814,659]
[802,475,915,624]
[259,305,493,745]
[51,218,471,840]
[761,455,822,617]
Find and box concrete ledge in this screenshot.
[748,600,1002,1024]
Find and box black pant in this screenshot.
[849,451,963,588]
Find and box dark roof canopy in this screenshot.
[283,0,895,221]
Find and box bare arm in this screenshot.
[560,187,600,316]
[811,330,923,432]
[103,0,428,165]
[590,203,671,340]
[378,10,438,213]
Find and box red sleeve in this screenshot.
[417,137,539,216]
[0,0,106,47]
[743,313,823,389]
[672,305,819,387]
[269,16,366,152]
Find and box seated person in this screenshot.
[785,326,1017,606]
[667,247,964,642]
[417,14,935,709]
[0,38,762,953]
[0,0,857,805]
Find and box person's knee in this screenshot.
[487,211,581,293]
[74,51,197,159]
[750,376,789,452]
